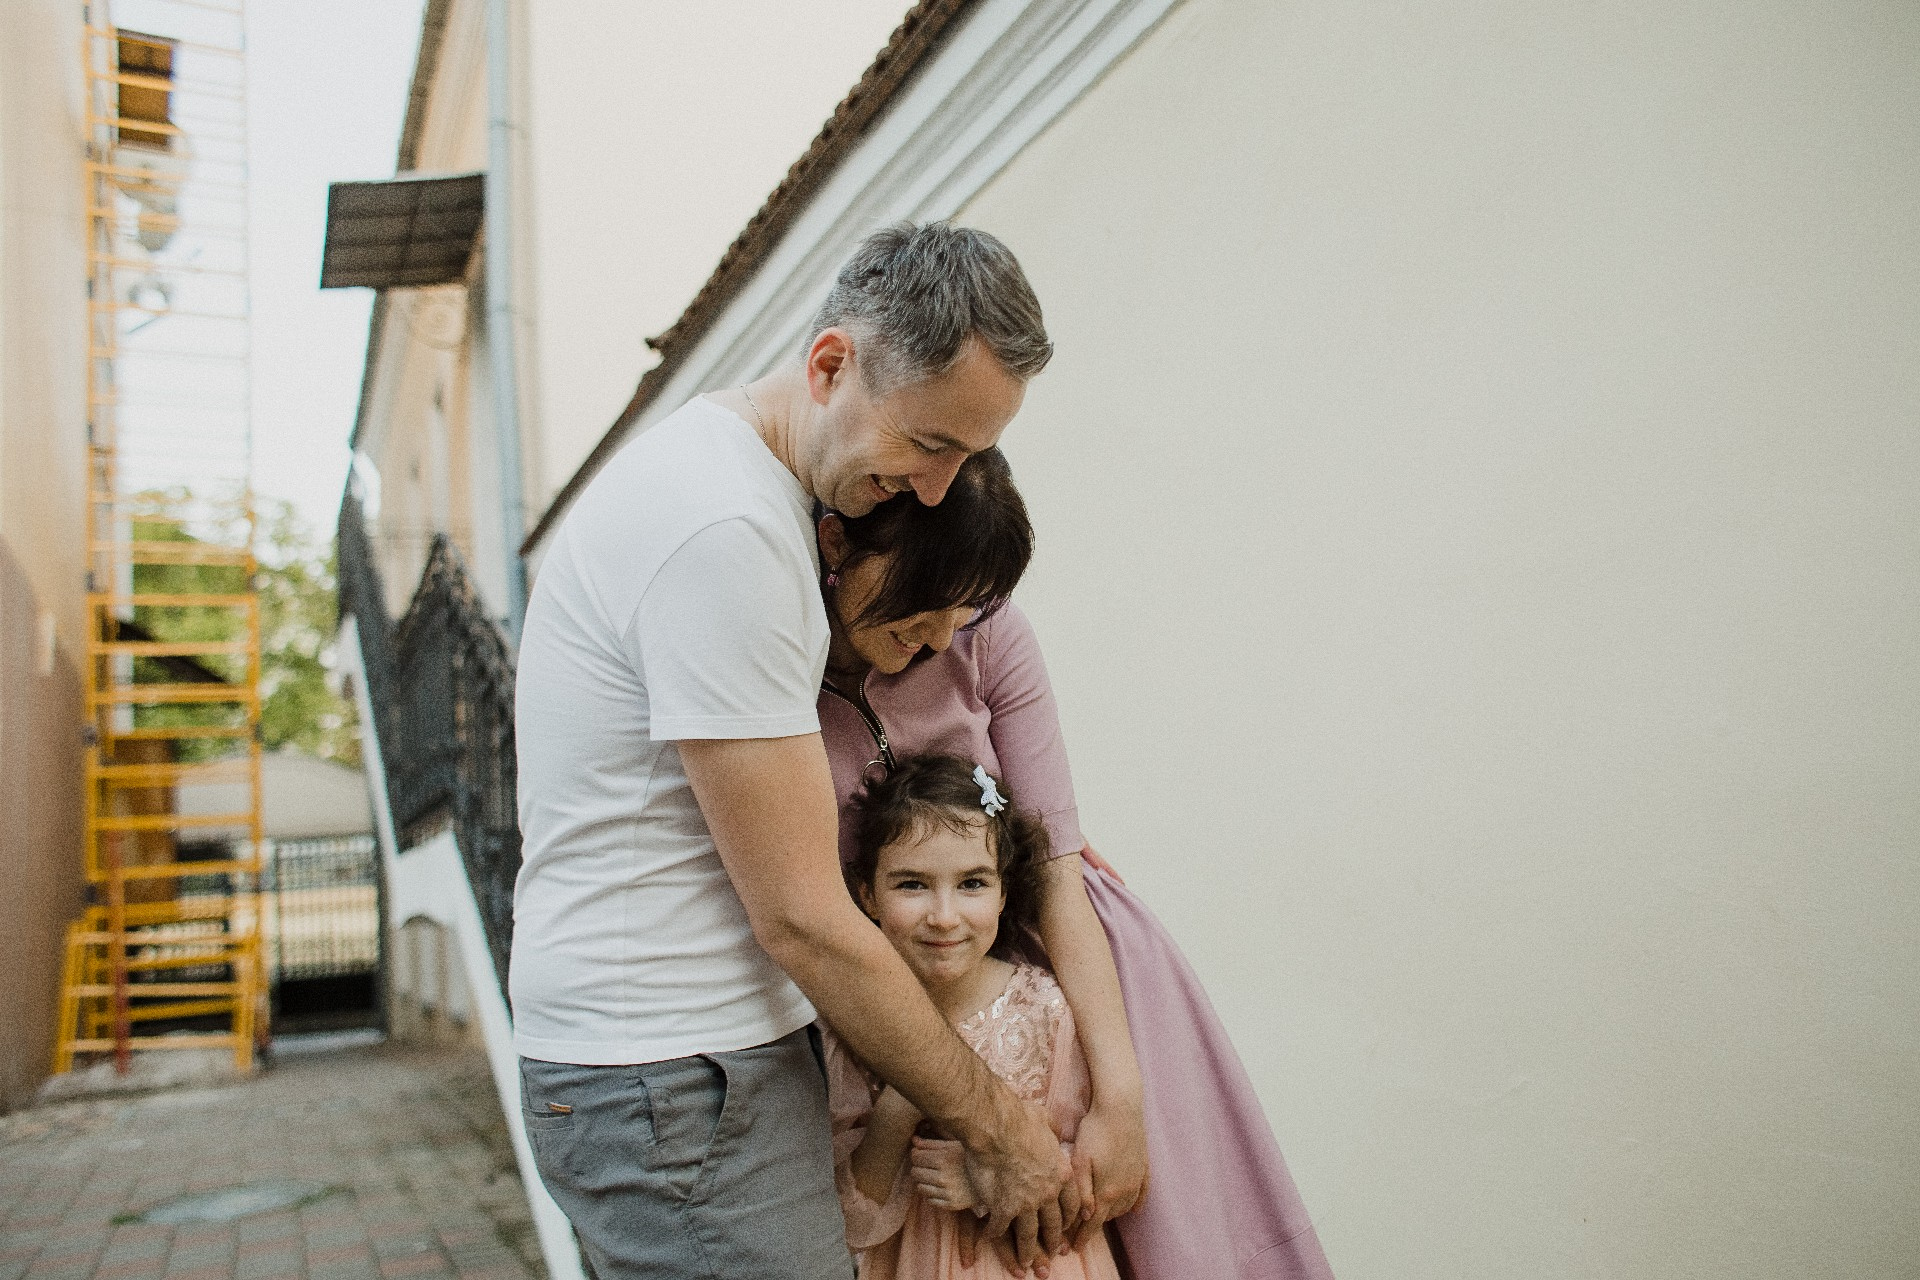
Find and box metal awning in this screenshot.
[319,171,485,289]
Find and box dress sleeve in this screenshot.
[980,605,1086,859]
[820,1024,914,1250]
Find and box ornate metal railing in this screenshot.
[338,491,519,995]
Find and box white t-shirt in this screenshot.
[510,397,827,1065]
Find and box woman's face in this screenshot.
[831,552,975,675]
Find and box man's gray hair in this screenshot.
[805,221,1052,393]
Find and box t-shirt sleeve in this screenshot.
[630,514,824,741]
[981,606,1086,858]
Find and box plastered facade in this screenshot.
[0,0,89,1110]
[959,0,1920,1273]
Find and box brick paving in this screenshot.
[0,1041,543,1280]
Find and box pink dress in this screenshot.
[819,605,1334,1280]
[823,964,1122,1280]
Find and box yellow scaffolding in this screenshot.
[54,0,263,1076]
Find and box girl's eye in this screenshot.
[961,876,992,891]
[893,878,926,891]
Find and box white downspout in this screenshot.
[487,0,528,637]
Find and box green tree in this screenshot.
[127,494,359,766]
[256,500,360,766]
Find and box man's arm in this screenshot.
[678,732,1067,1261]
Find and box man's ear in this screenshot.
[817,513,850,570]
[805,328,854,405]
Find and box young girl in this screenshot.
[822,755,1122,1280]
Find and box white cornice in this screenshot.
[526,0,1183,560]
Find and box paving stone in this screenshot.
[309,1264,381,1280]
[376,1258,452,1280]
[0,1042,546,1280]
[161,1267,232,1280]
[93,1262,165,1280]
[232,1250,302,1280]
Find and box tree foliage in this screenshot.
[128,495,359,765]
[256,500,360,766]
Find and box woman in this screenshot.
[813,450,1334,1279]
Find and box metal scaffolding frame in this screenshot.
[53,0,264,1075]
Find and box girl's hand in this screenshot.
[1067,1100,1148,1246]
[908,1136,976,1212]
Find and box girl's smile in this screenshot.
[858,819,1012,1021]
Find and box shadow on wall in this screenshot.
[0,539,85,1112]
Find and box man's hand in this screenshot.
[960,1100,1068,1272]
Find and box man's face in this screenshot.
[812,334,1026,516]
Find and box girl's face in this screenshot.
[829,550,975,676]
[858,817,1006,993]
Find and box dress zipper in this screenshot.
[822,674,896,774]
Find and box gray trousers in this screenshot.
[519,1027,854,1280]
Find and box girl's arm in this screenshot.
[822,1028,918,1249]
[849,1085,924,1206]
[980,607,1148,1231]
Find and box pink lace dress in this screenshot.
[823,964,1122,1280]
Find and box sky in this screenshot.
[246,0,424,538]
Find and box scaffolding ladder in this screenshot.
[53,0,263,1075]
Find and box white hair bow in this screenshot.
[972,765,1008,817]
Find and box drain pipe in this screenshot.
[486,0,529,638]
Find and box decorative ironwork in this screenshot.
[338,492,518,994]
[266,835,380,982]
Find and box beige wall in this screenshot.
[0,0,89,1110]
[962,0,1919,1274]
[363,1,911,615]
[352,0,491,619]
[521,0,910,511]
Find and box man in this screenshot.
[512,223,1066,1279]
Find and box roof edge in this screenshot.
[520,0,980,556]
[396,0,456,172]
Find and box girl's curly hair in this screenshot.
[849,755,1051,963]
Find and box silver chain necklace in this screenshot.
[740,385,767,434]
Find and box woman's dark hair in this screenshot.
[849,755,1050,963]
[830,447,1033,629]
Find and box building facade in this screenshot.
[521,0,1920,1274]
[0,0,90,1112]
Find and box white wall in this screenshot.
[961,0,1920,1274]
[521,0,910,511]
